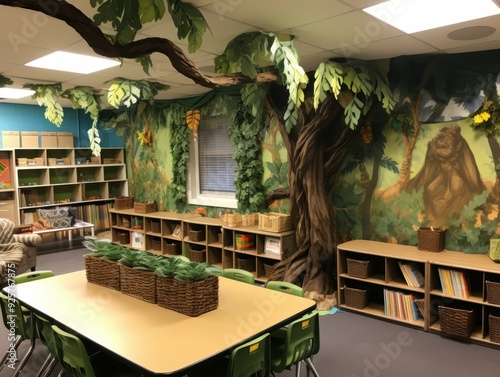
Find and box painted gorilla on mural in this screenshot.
[405,125,486,228]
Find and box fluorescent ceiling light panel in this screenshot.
[363,0,500,34]
[26,51,120,74]
[0,88,35,99]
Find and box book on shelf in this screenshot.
[437,267,470,298]
[398,261,425,287]
[383,288,420,321]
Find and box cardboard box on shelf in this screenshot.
[21,132,39,148]
[1,131,20,148]
[57,132,74,148]
[41,132,58,148]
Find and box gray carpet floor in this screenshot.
[1,248,500,376]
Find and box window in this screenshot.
[187,114,238,208]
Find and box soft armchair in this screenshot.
[0,218,41,284]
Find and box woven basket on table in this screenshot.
[438,306,474,338]
[343,286,369,309]
[119,265,157,304]
[156,275,219,317]
[489,314,500,343]
[84,256,121,291]
[347,258,371,279]
[417,227,444,252]
[486,281,500,305]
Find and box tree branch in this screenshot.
[0,0,279,88]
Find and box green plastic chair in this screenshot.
[188,333,271,377]
[270,311,320,377]
[0,270,55,376]
[222,268,255,284]
[33,313,61,377]
[51,324,142,377]
[266,281,304,297]
[172,255,190,263]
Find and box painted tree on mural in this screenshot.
[0,0,395,308]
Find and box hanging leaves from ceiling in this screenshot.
[23,83,64,126]
[106,78,169,108]
[0,75,13,88]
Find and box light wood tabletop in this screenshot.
[12,270,316,376]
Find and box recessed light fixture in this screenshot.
[26,51,120,74]
[0,88,35,99]
[363,0,500,34]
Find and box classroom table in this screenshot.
[10,270,316,376]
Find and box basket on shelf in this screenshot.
[156,275,219,317]
[438,306,474,338]
[486,281,500,305]
[119,265,157,303]
[417,227,444,252]
[263,261,277,278]
[84,256,121,291]
[489,314,500,343]
[258,213,292,232]
[347,258,371,279]
[189,248,206,263]
[151,239,161,251]
[242,213,259,226]
[237,255,256,272]
[134,201,157,213]
[343,286,369,309]
[235,234,255,250]
[221,213,242,227]
[114,196,134,210]
[118,232,129,245]
[188,229,205,242]
[165,243,180,255]
[151,221,161,234]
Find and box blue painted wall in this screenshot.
[0,103,123,148]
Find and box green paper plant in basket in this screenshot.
[118,249,163,303]
[156,261,219,317]
[83,240,125,290]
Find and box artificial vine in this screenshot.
[23,83,64,126]
[0,75,13,87]
[168,102,190,209]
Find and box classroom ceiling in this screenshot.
[2,0,500,107]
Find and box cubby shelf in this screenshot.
[109,209,296,283]
[337,240,500,349]
[4,147,128,225]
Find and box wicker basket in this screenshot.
[258,213,292,232]
[189,248,206,263]
[489,314,500,343]
[151,239,161,251]
[151,221,161,234]
[237,255,256,272]
[156,275,219,317]
[347,258,371,279]
[165,243,180,255]
[242,213,259,226]
[263,261,277,277]
[486,281,500,305]
[120,265,157,304]
[221,213,242,227]
[438,306,474,338]
[134,202,157,213]
[84,256,121,291]
[114,196,134,210]
[343,286,369,309]
[418,227,444,252]
[188,229,205,242]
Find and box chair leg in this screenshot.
[36,355,58,377]
[0,335,22,371]
[12,336,36,377]
[304,358,320,377]
[295,361,301,377]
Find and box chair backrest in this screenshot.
[0,292,31,339]
[273,311,320,371]
[222,268,255,284]
[51,324,96,377]
[34,313,61,362]
[226,333,270,377]
[266,281,304,297]
[14,270,55,284]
